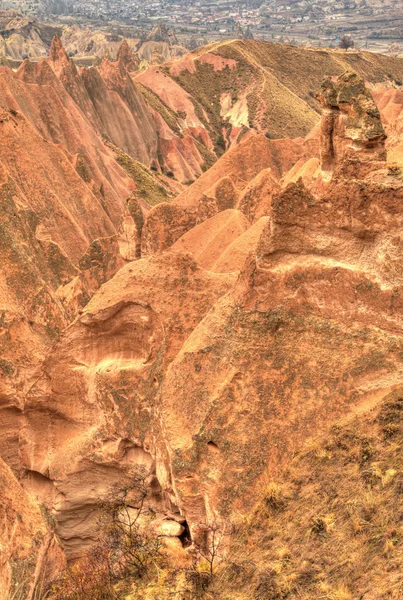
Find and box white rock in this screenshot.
[158,520,185,537]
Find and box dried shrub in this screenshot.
[49,468,165,600]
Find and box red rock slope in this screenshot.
[2,41,403,596]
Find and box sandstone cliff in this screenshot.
[2,40,403,599]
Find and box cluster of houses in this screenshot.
[2,0,402,51]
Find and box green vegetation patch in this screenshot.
[112,146,173,206]
[135,81,182,135]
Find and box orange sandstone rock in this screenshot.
[171,209,249,270]
[20,252,234,559]
[0,457,65,599]
[211,216,270,273]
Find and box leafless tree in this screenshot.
[98,468,165,580]
[49,468,165,599]
[192,521,235,577]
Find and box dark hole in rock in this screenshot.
[207,440,219,453]
[232,372,243,382]
[179,520,192,548]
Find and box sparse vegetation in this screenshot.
[339,36,355,51]
[107,143,173,206]
[214,388,403,599]
[49,469,166,600]
[8,559,50,600]
[6,32,403,600]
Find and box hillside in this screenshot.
[213,387,403,599]
[2,35,403,600]
[0,10,60,61]
[137,39,403,148]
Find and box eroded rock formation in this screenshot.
[0,457,65,599]
[152,74,403,538]
[2,47,403,597]
[318,71,387,173]
[20,252,235,560]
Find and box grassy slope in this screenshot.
[216,387,403,600]
[106,143,180,206]
[133,41,403,179]
[166,40,403,142]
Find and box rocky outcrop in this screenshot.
[196,177,240,223]
[211,216,270,273]
[61,25,136,62]
[116,39,140,73]
[237,167,280,222]
[171,209,249,269]
[150,108,207,183]
[97,57,158,165]
[141,203,197,256]
[0,86,132,480]
[118,195,148,262]
[46,35,159,168]
[146,24,178,46]
[20,252,235,560]
[0,457,65,599]
[24,70,402,559]
[0,36,171,589]
[46,36,213,179]
[174,135,318,208]
[135,64,215,180]
[372,86,403,167]
[151,73,403,538]
[0,10,60,60]
[137,41,188,65]
[157,181,403,541]
[318,72,387,173]
[4,46,403,595]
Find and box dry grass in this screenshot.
[105,142,176,206]
[170,39,403,142]
[215,387,403,599]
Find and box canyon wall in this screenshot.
[1,38,403,596]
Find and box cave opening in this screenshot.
[207,440,219,453]
[179,520,192,548]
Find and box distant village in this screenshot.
[2,0,403,52]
